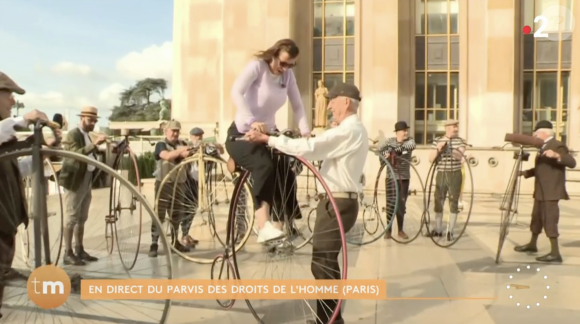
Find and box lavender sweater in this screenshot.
[231,60,310,135]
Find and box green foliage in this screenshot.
[137,152,156,179]
[108,78,170,122]
[116,151,156,184]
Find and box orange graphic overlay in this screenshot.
[81,279,387,300]
[27,265,71,309]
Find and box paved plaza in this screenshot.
[2,181,580,324]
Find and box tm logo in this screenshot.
[31,277,65,295]
[27,265,71,309]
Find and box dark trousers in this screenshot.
[182,177,199,237]
[530,200,560,238]
[0,232,16,315]
[434,170,462,214]
[152,181,184,244]
[311,198,358,324]
[225,123,300,222]
[387,179,409,232]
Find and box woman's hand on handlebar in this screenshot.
[250,121,267,134]
[244,129,269,143]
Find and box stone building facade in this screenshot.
[172,0,580,195]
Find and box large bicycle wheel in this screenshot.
[390,158,427,244]
[108,145,142,271]
[495,158,523,264]
[1,148,172,323]
[18,158,64,269]
[156,154,254,264]
[424,144,474,248]
[227,152,349,324]
[346,151,399,245]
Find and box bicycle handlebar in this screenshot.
[228,128,301,142]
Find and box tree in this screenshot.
[109,78,170,121]
[12,100,25,117]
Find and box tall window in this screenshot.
[313,0,355,127]
[522,0,573,143]
[414,0,459,144]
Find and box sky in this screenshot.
[0,0,174,127]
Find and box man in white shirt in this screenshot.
[0,71,59,318]
[245,82,368,324]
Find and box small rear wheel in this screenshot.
[105,221,115,255]
[210,255,237,309]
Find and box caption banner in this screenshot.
[81,279,386,300]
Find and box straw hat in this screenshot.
[78,106,99,118]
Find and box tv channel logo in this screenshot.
[27,265,71,309]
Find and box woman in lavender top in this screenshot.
[226,39,311,243]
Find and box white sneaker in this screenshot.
[458,201,464,210]
[257,222,285,243]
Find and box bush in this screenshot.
[117,151,156,184]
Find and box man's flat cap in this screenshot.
[0,71,25,95]
[190,127,204,136]
[327,82,361,101]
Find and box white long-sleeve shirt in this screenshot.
[268,114,369,193]
[0,117,33,177]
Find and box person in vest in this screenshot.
[59,106,108,266]
[0,71,59,318]
[149,120,190,257]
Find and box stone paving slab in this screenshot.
[2,180,580,324]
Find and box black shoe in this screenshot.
[429,231,443,238]
[174,241,190,252]
[4,268,28,281]
[77,249,98,262]
[148,244,158,258]
[536,253,563,263]
[514,244,538,253]
[446,232,454,242]
[63,251,86,266]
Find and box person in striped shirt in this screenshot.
[428,120,466,241]
[379,121,416,240]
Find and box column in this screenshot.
[172,0,294,141]
[171,0,223,126]
[567,2,580,150]
[359,0,399,138]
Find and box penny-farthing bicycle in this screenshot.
[424,139,474,247]
[105,130,143,271]
[211,130,347,324]
[156,141,252,264]
[345,147,399,246]
[494,143,529,264]
[19,159,64,269]
[0,121,172,323]
[383,148,427,244]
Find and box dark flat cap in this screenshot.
[327,82,361,101]
[0,71,25,95]
[190,127,204,136]
[534,120,553,131]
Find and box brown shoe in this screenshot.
[398,231,409,240]
[383,231,392,239]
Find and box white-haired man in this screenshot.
[514,120,576,263]
[244,82,368,324]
